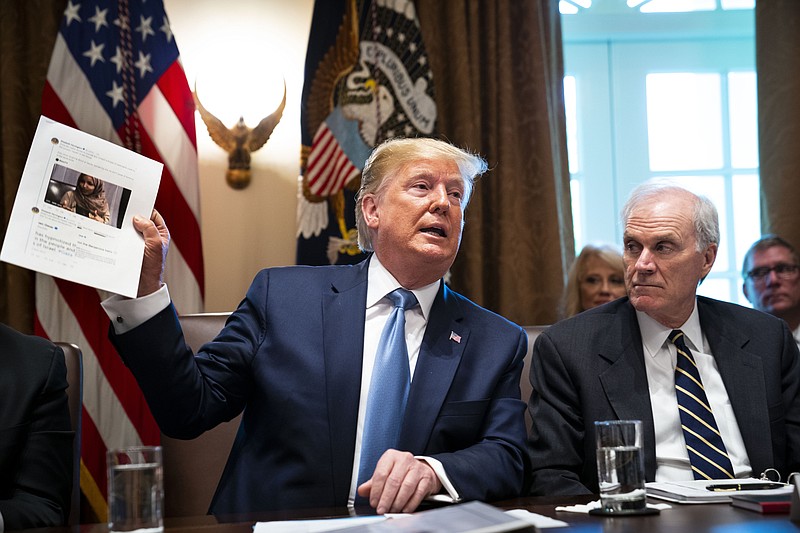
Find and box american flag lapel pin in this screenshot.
[449,331,461,344]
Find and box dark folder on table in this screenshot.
[730,493,791,514]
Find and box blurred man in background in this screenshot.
[743,235,800,351]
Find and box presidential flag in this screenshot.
[38,0,204,520]
[297,0,437,265]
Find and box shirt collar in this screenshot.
[636,300,702,357]
[366,255,439,321]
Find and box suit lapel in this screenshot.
[597,302,659,479]
[322,260,369,503]
[698,299,771,471]
[399,283,465,453]
[597,299,772,479]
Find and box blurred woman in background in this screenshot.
[560,243,626,318]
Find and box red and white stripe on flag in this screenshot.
[306,122,360,198]
[38,0,204,519]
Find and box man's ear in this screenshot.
[700,243,718,278]
[362,194,380,229]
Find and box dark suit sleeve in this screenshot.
[109,274,268,438]
[109,304,254,439]
[430,328,531,502]
[0,344,73,529]
[779,322,800,477]
[527,331,593,496]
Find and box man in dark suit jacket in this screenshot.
[529,181,800,495]
[0,323,73,529]
[102,138,529,515]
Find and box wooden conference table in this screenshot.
[18,495,800,532]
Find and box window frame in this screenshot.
[562,6,757,305]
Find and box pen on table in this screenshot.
[706,482,786,492]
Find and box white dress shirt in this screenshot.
[348,256,458,505]
[637,303,752,480]
[793,324,800,353]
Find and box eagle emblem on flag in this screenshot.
[297,0,437,265]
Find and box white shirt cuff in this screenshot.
[416,456,461,503]
[101,285,171,334]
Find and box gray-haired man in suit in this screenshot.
[528,180,800,495]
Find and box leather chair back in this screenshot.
[521,326,548,432]
[55,342,82,527]
[162,313,239,517]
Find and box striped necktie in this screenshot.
[669,329,734,480]
[357,288,419,488]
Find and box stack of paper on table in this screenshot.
[646,479,792,504]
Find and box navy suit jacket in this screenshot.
[0,323,73,529]
[528,296,800,495]
[111,258,529,514]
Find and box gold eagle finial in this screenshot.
[193,81,287,189]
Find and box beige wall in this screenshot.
[165,0,314,312]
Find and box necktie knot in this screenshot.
[669,329,685,347]
[388,288,418,311]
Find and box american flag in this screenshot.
[38,0,204,520]
[296,0,437,266]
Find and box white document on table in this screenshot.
[254,516,389,532]
[254,507,567,532]
[1,116,162,298]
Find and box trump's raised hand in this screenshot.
[133,209,170,297]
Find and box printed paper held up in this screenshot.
[1,116,162,298]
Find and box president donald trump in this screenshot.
[102,137,529,515]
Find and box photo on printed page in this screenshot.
[43,164,132,229]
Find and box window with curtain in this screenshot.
[561,0,756,306]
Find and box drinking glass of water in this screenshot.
[595,420,646,514]
[107,446,164,532]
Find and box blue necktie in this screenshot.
[669,330,734,480]
[357,288,418,488]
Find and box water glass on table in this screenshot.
[595,420,647,514]
[107,445,164,532]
